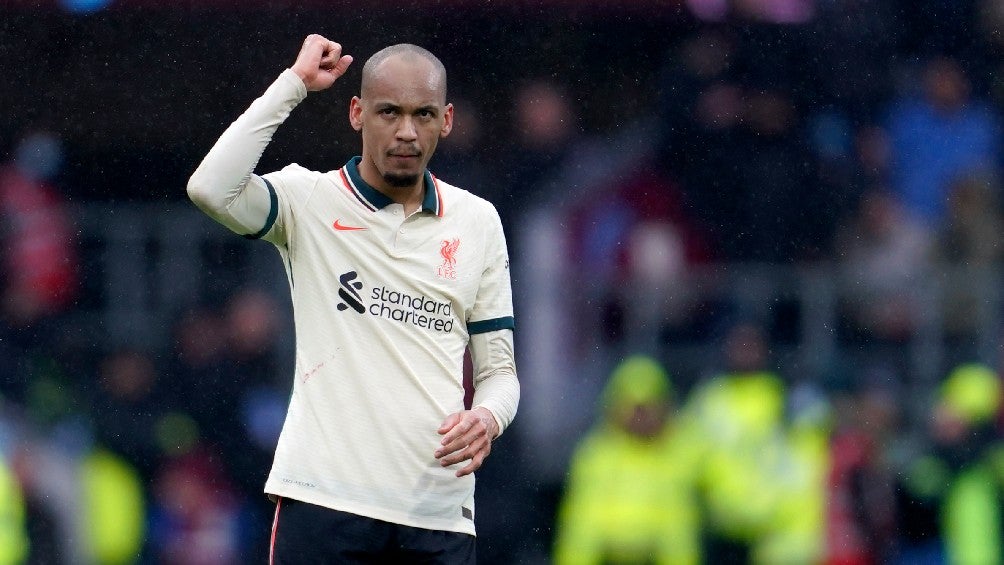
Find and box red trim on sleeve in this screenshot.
[269,496,283,565]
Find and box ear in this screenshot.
[440,103,454,138]
[349,96,363,132]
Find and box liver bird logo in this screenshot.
[441,238,460,265]
[437,238,460,280]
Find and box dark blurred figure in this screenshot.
[734,86,828,261]
[662,19,845,262]
[564,150,714,347]
[430,94,496,202]
[655,27,740,260]
[931,172,1004,344]
[895,363,1004,565]
[935,172,1004,267]
[825,377,901,565]
[219,287,284,486]
[0,130,78,326]
[810,0,899,122]
[147,447,247,565]
[165,289,283,483]
[978,0,1004,110]
[661,33,826,262]
[0,130,79,404]
[553,355,702,565]
[89,347,168,482]
[834,189,932,344]
[166,303,228,435]
[164,290,285,562]
[220,287,286,562]
[655,26,738,159]
[497,78,576,224]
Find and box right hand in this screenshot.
[290,34,353,92]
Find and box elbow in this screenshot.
[186,171,227,214]
[186,172,212,209]
[511,374,521,412]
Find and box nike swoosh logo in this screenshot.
[333,219,368,231]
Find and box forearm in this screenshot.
[187,69,306,233]
[469,330,519,437]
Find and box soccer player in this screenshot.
[187,34,519,564]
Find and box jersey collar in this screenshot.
[343,156,443,216]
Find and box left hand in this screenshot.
[435,407,499,477]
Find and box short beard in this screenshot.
[383,172,420,188]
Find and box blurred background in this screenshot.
[3,0,1004,563]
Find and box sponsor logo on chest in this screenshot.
[335,269,455,333]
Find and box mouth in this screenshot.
[388,146,421,160]
[388,154,420,167]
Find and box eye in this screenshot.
[417,109,435,118]
[379,107,398,116]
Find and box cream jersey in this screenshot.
[187,69,519,535]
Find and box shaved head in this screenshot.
[361,44,447,102]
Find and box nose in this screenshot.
[396,116,418,141]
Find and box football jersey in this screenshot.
[259,157,514,534]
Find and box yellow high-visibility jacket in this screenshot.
[0,456,28,565]
[554,356,701,565]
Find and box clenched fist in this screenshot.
[290,34,353,92]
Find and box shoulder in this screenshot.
[264,163,326,189]
[436,177,501,221]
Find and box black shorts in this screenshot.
[269,497,477,564]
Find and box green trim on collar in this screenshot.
[420,169,439,215]
[344,156,440,215]
[345,157,393,209]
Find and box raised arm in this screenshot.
[186,35,353,235]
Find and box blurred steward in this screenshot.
[11,417,145,565]
[761,381,830,565]
[682,321,826,564]
[0,451,28,564]
[79,447,147,564]
[553,355,701,565]
[896,363,1004,565]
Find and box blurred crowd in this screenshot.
[552,337,1004,565]
[6,0,1004,563]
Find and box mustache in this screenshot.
[387,145,421,157]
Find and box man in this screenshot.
[187,34,519,563]
[553,355,702,565]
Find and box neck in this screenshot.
[397,190,423,216]
[358,158,424,215]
